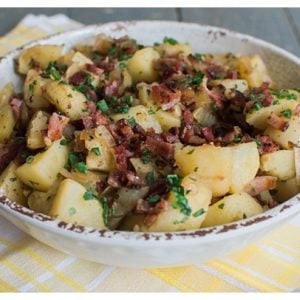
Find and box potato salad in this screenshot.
[0,34,299,232]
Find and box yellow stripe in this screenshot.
[0,236,86,292]
[0,278,17,292]
[207,259,283,292]
[147,267,196,292]
[263,239,300,259]
[1,259,49,292]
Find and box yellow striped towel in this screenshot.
[0,14,300,293]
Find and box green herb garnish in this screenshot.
[218,203,225,209]
[147,194,161,204]
[193,208,205,217]
[97,99,109,113]
[280,108,292,119]
[26,156,34,164]
[91,147,101,156]
[163,37,178,45]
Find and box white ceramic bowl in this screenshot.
[0,21,300,268]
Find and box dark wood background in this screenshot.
[0,8,300,55]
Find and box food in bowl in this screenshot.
[0,34,299,233]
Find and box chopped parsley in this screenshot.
[26,156,34,164]
[100,196,109,226]
[193,208,205,217]
[141,149,153,164]
[9,177,17,182]
[253,102,263,111]
[44,62,62,81]
[163,37,178,45]
[255,140,262,147]
[107,45,117,56]
[119,54,133,61]
[191,71,204,86]
[272,90,297,100]
[83,187,96,200]
[28,80,37,92]
[65,152,87,174]
[97,99,109,113]
[147,194,161,204]
[127,117,136,127]
[194,53,204,61]
[187,148,195,155]
[233,136,242,143]
[75,162,88,174]
[60,139,70,146]
[146,171,155,186]
[91,147,101,156]
[280,108,292,119]
[119,62,126,71]
[218,203,225,209]
[68,207,77,216]
[148,108,155,115]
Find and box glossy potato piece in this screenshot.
[264,115,300,149]
[230,142,260,193]
[275,177,300,202]
[16,140,69,192]
[26,111,49,149]
[18,45,63,74]
[140,176,212,232]
[260,150,295,180]
[210,79,248,97]
[127,47,160,83]
[202,192,264,227]
[0,104,16,143]
[237,55,272,88]
[49,179,106,229]
[246,99,299,130]
[0,162,26,205]
[28,179,61,214]
[0,83,14,107]
[112,105,162,133]
[175,144,233,197]
[43,81,87,120]
[23,69,51,109]
[155,109,181,130]
[155,43,192,57]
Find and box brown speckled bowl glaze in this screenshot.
[0,21,300,268]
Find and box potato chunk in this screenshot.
[202,192,264,227]
[43,81,87,120]
[0,83,14,107]
[230,142,260,193]
[112,105,162,133]
[139,175,212,232]
[275,177,300,202]
[175,144,233,197]
[260,150,295,180]
[26,111,49,149]
[264,115,300,149]
[18,45,63,74]
[16,140,69,191]
[155,43,192,57]
[23,69,51,109]
[127,47,160,83]
[49,179,106,229]
[237,55,272,88]
[0,104,16,143]
[0,162,26,205]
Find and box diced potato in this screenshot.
[246,99,299,130]
[112,105,162,133]
[26,111,49,149]
[130,157,156,179]
[210,79,249,97]
[23,69,51,109]
[16,140,69,192]
[18,45,63,74]
[0,162,26,205]
[0,83,14,107]
[28,179,61,214]
[237,55,272,88]
[155,109,181,130]
[109,67,132,94]
[137,83,156,107]
[0,104,16,143]
[155,43,192,57]
[230,142,260,193]
[57,50,76,66]
[175,144,233,197]
[264,115,300,149]
[275,177,300,202]
[70,51,93,66]
[260,150,295,180]
[202,192,264,227]
[43,81,87,120]
[81,127,116,172]
[139,175,212,232]
[127,47,160,83]
[49,179,106,229]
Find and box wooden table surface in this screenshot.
[0,8,300,56]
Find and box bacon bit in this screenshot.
[245,176,277,196]
[201,127,214,142]
[255,135,279,155]
[82,116,94,130]
[104,80,119,97]
[293,104,300,115]
[69,71,87,86]
[182,109,194,128]
[86,63,104,75]
[207,87,225,108]
[253,82,270,94]
[47,113,69,142]
[10,98,22,120]
[145,136,174,160]
[96,180,107,194]
[155,58,183,79]
[148,178,169,197]
[116,119,134,138]
[205,63,226,80]
[243,100,255,113]
[126,171,145,188]
[222,126,242,144]
[114,145,134,172]
[262,89,273,106]
[82,111,109,129]
[152,84,181,109]
[135,199,150,214]
[0,142,20,173]
[86,89,98,102]
[227,70,238,79]
[144,214,158,226]
[161,132,178,143]
[97,57,115,72]
[181,88,196,106]
[107,169,127,188]
[143,199,169,226]
[267,112,289,131]
[86,101,97,113]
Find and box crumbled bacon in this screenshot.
[47,113,69,141]
[152,84,181,109]
[201,127,214,142]
[86,63,104,75]
[86,89,98,102]
[161,132,178,143]
[145,136,174,160]
[135,199,150,214]
[86,101,97,114]
[104,80,119,97]
[114,145,134,172]
[182,109,194,128]
[266,112,289,131]
[96,57,115,72]
[82,111,109,129]
[68,71,87,86]
[10,98,22,120]
[255,135,279,155]
[144,199,169,226]
[293,104,300,115]
[245,176,277,196]
[126,171,144,188]
[107,169,127,188]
